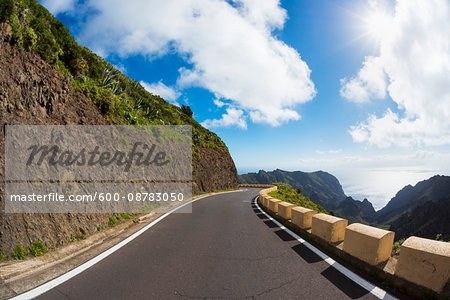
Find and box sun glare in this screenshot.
[364,9,392,42]
[341,1,395,50]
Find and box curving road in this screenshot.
[32,188,395,299]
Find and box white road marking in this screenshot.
[9,191,238,300]
[253,196,398,300]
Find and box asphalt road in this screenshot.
[36,188,383,299]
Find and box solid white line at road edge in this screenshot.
[253,197,398,300]
[10,191,240,300]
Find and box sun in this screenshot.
[341,1,395,49]
[365,10,391,41]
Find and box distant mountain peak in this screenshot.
[239,169,348,210]
[376,175,450,226]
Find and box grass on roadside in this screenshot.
[268,182,328,214]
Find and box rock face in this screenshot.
[192,147,238,194]
[0,41,112,257]
[376,175,450,225]
[376,175,450,241]
[0,40,238,256]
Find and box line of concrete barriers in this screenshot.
[241,184,450,294]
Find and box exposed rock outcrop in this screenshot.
[0,39,238,256]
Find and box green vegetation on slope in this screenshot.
[0,0,226,153]
[268,183,327,214]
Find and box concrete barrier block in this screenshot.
[291,207,317,229]
[264,187,277,194]
[395,236,450,293]
[263,195,272,208]
[311,214,347,243]
[268,198,282,213]
[343,223,394,265]
[277,202,296,220]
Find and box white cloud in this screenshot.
[213,98,227,108]
[249,108,300,126]
[316,149,342,155]
[48,0,316,127]
[40,0,76,15]
[202,107,247,129]
[328,149,342,154]
[341,0,450,147]
[340,56,387,103]
[140,80,181,105]
[235,0,287,31]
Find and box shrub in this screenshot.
[12,245,27,260]
[70,233,85,242]
[35,30,61,63]
[435,233,449,242]
[109,216,118,227]
[72,79,117,115]
[56,59,72,78]
[29,240,48,257]
[392,238,406,252]
[0,0,14,23]
[10,14,23,48]
[23,26,37,51]
[101,67,121,95]
[181,105,193,118]
[74,57,89,75]
[121,213,131,219]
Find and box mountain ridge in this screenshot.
[240,169,450,240]
[375,175,450,225]
[239,169,347,209]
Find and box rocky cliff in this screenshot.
[376,175,450,225]
[0,4,237,257]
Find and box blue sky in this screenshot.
[41,0,450,209]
